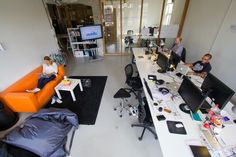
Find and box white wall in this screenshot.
[0,0,59,91]
[182,0,236,103]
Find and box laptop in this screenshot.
[175,63,190,76]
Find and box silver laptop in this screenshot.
[175,63,190,76]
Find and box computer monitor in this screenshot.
[156,52,169,73]
[178,77,207,114]
[169,51,181,69]
[201,73,235,109]
[79,24,103,41]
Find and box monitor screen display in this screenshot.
[178,77,206,113]
[156,52,169,72]
[201,73,235,109]
[170,51,181,69]
[79,24,103,41]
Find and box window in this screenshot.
[163,0,174,25]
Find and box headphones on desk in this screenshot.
[159,87,169,95]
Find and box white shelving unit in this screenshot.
[67,28,97,58]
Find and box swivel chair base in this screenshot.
[131,123,158,141]
[113,88,133,117]
[114,100,133,117]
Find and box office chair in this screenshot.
[181,47,186,62]
[124,64,143,98]
[131,96,158,140]
[113,88,132,117]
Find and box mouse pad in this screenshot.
[166,121,187,135]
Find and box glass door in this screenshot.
[101,0,166,55]
[103,0,121,54]
[121,0,142,54]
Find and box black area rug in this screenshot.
[45,76,107,125]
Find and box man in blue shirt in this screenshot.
[171,37,184,57]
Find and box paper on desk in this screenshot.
[220,125,236,146]
[151,86,172,101]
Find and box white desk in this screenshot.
[133,48,236,157]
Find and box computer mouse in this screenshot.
[156,79,165,85]
[158,107,163,112]
[159,87,169,95]
[153,103,158,106]
[176,123,184,128]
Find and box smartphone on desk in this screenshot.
[156,115,166,121]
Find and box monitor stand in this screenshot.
[179,103,191,114]
[157,69,166,73]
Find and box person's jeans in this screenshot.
[37,75,56,89]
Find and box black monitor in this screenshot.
[201,73,235,109]
[169,51,181,69]
[156,52,169,73]
[79,24,103,41]
[178,77,207,114]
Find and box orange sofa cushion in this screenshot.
[0,65,64,112]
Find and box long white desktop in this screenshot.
[133,48,236,157]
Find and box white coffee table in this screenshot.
[55,78,83,101]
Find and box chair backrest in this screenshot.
[142,97,152,123]
[181,47,186,62]
[125,64,133,83]
[137,96,152,123]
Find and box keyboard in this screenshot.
[201,129,221,150]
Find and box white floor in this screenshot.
[66,56,163,157]
[0,55,163,157]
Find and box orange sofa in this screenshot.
[0,65,64,112]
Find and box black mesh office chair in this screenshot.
[131,96,158,140]
[124,64,142,97]
[181,47,186,62]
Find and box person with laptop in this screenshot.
[186,53,212,78]
[171,37,184,57]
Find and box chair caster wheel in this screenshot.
[129,113,132,116]
[131,125,134,127]
[138,137,142,141]
[155,137,158,140]
[119,115,122,117]
[114,108,117,111]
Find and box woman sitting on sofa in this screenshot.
[27,56,58,93]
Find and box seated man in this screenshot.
[171,37,184,57]
[186,53,212,78]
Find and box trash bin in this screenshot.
[0,101,18,131]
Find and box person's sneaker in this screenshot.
[33,88,40,93]
[51,98,56,104]
[56,98,62,104]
